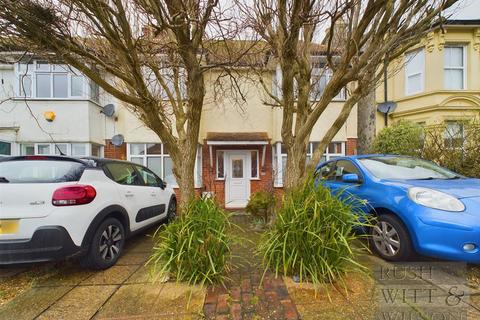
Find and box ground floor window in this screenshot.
[20,142,103,157]
[0,141,11,155]
[273,141,346,187]
[127,143,202,188]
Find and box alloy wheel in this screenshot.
[372,221,401,257]
[99,225,123,261]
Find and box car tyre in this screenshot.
[370,214,413,262]
[166,197,177,223]
[81,218,125,270]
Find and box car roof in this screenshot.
[0,155,93,166]
[315,154,408,168]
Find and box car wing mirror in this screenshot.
[342,173,361,183]
[159,180,167,189]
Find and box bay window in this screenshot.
[444,46,466,90]
[16,60,99,101]
[405,49,425,95]
[273,141,345,187]
[21,143,102,157]
[128,143,202,188]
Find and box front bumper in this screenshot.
[0,226,82,265]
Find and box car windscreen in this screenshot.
[358,156,458,180]
[0,160,85,183]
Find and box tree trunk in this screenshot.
[173,142,197,212]
[283,139,308,189]
[357,88,376,154]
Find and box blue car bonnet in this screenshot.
[381,178,480,199]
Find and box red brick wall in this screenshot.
[104,140,127,160]
[346,138,357,156]
[201,143,274,208]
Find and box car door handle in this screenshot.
[125,192,134,197]
[150,192,157,197]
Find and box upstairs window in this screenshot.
[16,60,99,101]
[405,49,425,95]
[143,64,187,101]
[444,46,466,90]
[0,141,11,155]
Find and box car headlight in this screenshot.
[408,187,465,212]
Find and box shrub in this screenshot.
[148,198,232,286]
[246,191,276,223]
[372,120,423,156]
[257,175,367,287]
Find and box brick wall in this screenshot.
[346,138,357,156]
[104,140,127,160]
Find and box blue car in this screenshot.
[315,154,480,263]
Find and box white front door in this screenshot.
[225,151,250,208]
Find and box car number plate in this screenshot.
[0,220,19,235]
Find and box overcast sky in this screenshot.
[445,0,480,20]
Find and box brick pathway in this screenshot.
[203,215,300,320]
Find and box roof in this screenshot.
[206,132,269,142]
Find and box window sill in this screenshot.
[12,97,99,103]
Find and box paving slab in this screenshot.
[37,285,117,320]
[81,265,139,285]
[0,285,72,320]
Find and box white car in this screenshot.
[0,155,176,269]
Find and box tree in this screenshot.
[238,0,458,188]
[0,0,243,209]
[357,88,376,154]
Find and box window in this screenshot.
[405,49,425,95]
[217,151,225,179]
[316,161,336,181]
[444,121,464,148]
[143,64,187,101]
[135,165,161,187]
[127,143,202,188]
[15,60,97,100]
[444,46,466,90]
[251,150,259,179]
[22,143,97,157]
[273,141,345,187]
[311,68,346,101]
[334,160,361,182]
[272,64,346,101]
[0,141,11,155]
[105,163,143,186]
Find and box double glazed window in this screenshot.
[128,143,202,188]
[444,46,466,90]
[20,143,103,157]
[273,141,346,187]
[16,60,99,101]
[0,141,11,155]
[405,49,425,95]
[272,64,346,101]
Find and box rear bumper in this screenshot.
[0,226,83,265]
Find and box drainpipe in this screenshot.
[383,57,389,127]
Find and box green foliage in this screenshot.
[257,175,367,287]
[372,120,424,156]
[148,198,232,286]
[246,191,276,223]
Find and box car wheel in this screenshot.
[81,218,125,270]
[370,214,413,262]
[167,198,177,223]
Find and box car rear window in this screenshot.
[0,160,85,183]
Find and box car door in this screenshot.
[319,159,370,213]
[103,162,152,231]
[134,165,169,227]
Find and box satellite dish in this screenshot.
[101,104,116,117]
[377,101,397,114]
[111,134,124,147]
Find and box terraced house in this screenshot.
[0,45,357,209]
[376,19,480,135]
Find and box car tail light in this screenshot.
[52,185,96,206]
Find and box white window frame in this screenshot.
[215,149,259,181]
[273,141,346,187]
[404,48,425,96]
[127,143,202,188]
[444,45,467,90]
[26,142,93,156]
[15,60,96,101]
